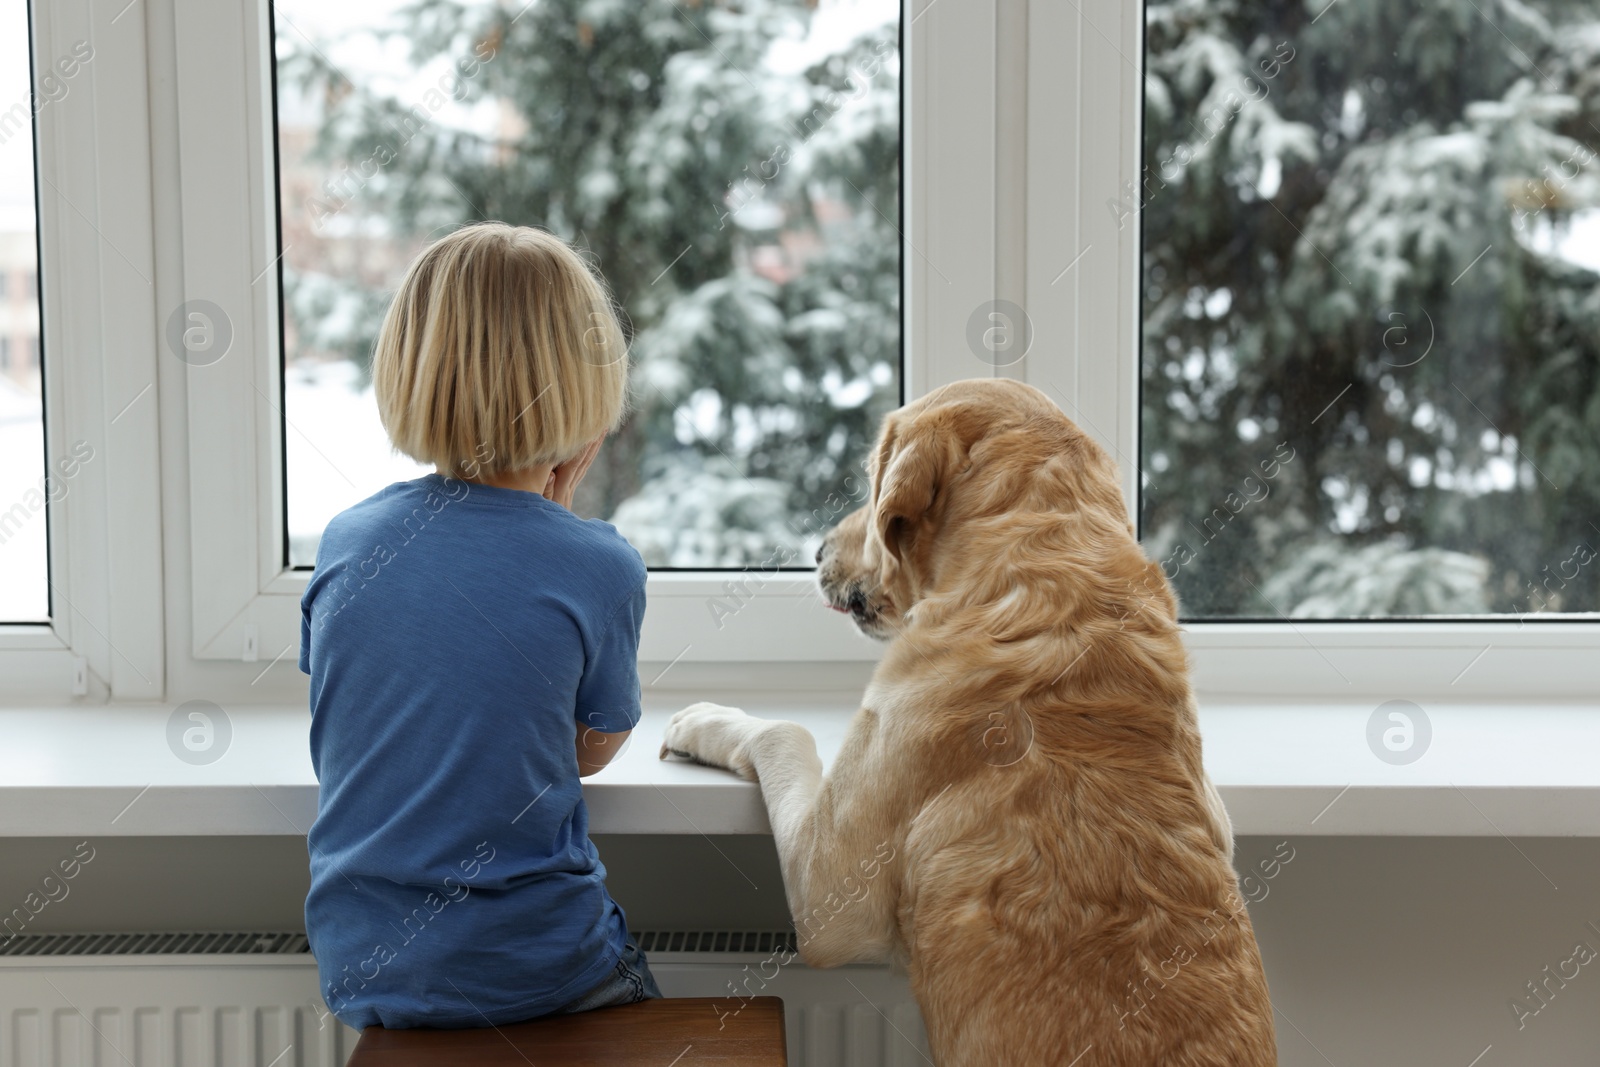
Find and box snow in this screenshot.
[765,0,897,76]
[827,374,874,408]
[1263,540,1492,617]
[274,0,501,141]
[674,389,727,447]
[0,376,46,620]
[1,0,44,618]
[1525,208,1600,272]
[608,459,805,568]
[0,0,38,231]
[283,360,431,565]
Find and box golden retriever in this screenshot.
[660,378,1276,1066]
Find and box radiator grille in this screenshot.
[635,929,797,954]
[1,929,790,958]
[0,931,310,957]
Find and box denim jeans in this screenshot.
[551,938,663,1015]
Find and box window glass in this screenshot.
[1140,0,1600,618]
[274,0,901,568]
[0,0,49,622]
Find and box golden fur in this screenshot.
[661,378,1276,1066]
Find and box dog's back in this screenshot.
[892,699,1276,1066]
[863,381,1276,1064]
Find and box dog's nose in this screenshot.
[815,543,826,565]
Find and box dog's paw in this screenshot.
[658,702,761,781]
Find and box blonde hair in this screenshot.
[372,222,629,476]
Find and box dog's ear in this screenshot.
[870,415,948,568]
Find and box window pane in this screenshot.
[1140,0,1600,618]
[0,0,48,622]
[274,0,901,568]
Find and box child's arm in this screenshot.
[576,726,631,777]
[561,434,643,779]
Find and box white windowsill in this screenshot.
[1,698,1596,838]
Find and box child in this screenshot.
[298,222,662,1028]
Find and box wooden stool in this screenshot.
[348,997,787,1066]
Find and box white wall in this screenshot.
[1,835,1596,1064]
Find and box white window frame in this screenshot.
[168,0,1006,702]
[1022,0,1599,700]
[0,0,165,704]
[7,0,1591,707]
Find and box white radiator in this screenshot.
[0,932,930,1067]
[640,931,931,1066]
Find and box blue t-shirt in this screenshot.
[298,472,646,1029]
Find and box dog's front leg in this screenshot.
[661,702,898,968]
[659,704,831,931]
[659,703,824,842]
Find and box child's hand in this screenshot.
[543,437,604,510]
